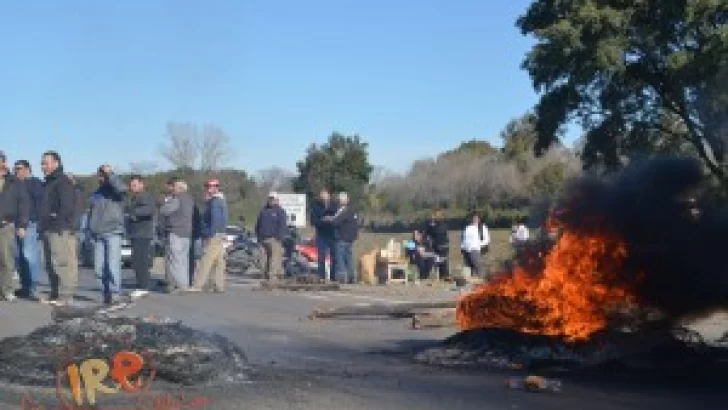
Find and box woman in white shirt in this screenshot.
[461,211,490,277]
[509,217,529,260]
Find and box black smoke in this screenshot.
[554,156,728,318]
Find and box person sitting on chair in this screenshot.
[412,230,435,280]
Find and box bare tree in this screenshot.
[369,166,400,187]
[257,167,294,194]
[159,122,199,171]
[200,124,234,171]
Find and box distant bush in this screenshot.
[365,207,530,233]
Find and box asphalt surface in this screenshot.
[0,266,725,409]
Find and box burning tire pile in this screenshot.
[0,314,252,388]
[414,326,728,374]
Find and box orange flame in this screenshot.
[456,217,640,341]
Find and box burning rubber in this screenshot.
[0,315,252,388]
[414,326,728,377]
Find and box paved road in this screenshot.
[0,268,725,409]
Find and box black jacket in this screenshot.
[38,167,77,234]
[424,220,449,250]
[331,205,359,242]
[0,172,30,229]
[22,176,43,223]
[191,202,202,239]
[310,200,335,240]
[127,191,155,239]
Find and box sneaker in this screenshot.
[49,299,72,307]
[2,293,16,302]
[184,287,202,293]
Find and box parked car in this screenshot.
[78,213,154,268]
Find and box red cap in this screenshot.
[206,179,220,187]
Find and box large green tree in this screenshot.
[293,132,373,207]
[518,0,728,185]
[501,113,538,164]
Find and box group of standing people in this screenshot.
[309,189,360,283]
[0,148,231,307]
[0,150,81,305]
[96,174,231,299]
[253,188,360,284]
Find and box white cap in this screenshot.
[268,191,278,199]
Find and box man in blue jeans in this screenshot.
[13,160,43,300]
[310,189,336,281]
[325,192,359,284]
[88,164,127,305]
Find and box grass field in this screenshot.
[300,228,515,276]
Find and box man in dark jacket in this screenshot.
[424,208,450,280]
[310,189,336,281]
[127,175,155,298]
[38,151,77,306]
[326,192,359,284]
[0,151,30,302]
[12,160,43,300]
[255,192,288,282]
[189,179,228,292]
[159,178,194,292]
[189,202,202,287]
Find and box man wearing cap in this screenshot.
[189,179,228,292]
[88,164,127,305]
[255,192,288,282]
[12,159,43,300]
[0,151,30,301]
[127,174,155,299]
[159,178,195,292]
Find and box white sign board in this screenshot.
[277,193,307,228]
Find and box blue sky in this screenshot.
[0,0,548,176]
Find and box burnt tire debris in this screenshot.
[0,315,252,388]
[413,327,728,378]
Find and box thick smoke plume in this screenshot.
[554,156,728,318]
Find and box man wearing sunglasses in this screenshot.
[12,160,43,300]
